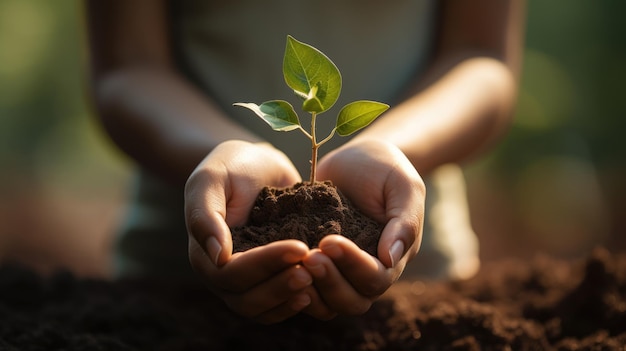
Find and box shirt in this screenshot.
[114,0,479,281]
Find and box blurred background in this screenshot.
[0,0,624,277]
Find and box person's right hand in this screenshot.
[184,140,320,324]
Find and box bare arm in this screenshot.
[307,0,526,316]
[84,0,262,186]
[355,0,526,174]
[85,1,332,323]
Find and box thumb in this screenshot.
[185,161,233,267]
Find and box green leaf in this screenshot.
[336,101,390,136]
[234,101,301,131]
[283,35,341,113]
[302,84,323,112]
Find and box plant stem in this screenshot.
[310,112,318,184]
[318,128,336,148]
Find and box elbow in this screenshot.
[87,67,156,141]
[452,56,519,156]
[492,58,519,140]
[470,56,519,141]
[86,67,159,160]
[87,70,130,144]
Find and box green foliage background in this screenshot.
[468,0,626,258]
[0,0,130,191]
[0,0,624,264]
[495,1,626,172]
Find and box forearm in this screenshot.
[92,66,262,186]
[354,0,524,175]
[354,56,517,175]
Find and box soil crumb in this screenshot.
[2,247,626,350]
[231,181,383,256]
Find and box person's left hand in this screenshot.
[301,139,425,316]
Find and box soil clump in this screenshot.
[231,181,382,256]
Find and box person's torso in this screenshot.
[170,0,438,174]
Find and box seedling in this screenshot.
[234,35,389,184]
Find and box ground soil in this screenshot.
[231,181,382,256]
[2,247,626,350]
[2,183,626,350]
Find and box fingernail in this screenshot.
[303,254,326,278]
[322,243,343,259]
[207,236,222,266]
[283,250,305,264]
[389,240,405,268]
[291,293,311,311]
[288,269,312,290]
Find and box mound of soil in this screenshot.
[231,181,382,256]
[1,247,625,350]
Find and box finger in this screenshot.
[193,239,310,293]
[317,235,393,297]
[185,161,232,267]
[302,248,375,315]
[186,206,232,268]
[253,293,312,325]
[377,167,425,269]
[222,264,312,319]
[377,217,421,276]
[188,229,226,295]
[300,285,337,321]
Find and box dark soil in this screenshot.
[231,181,383,256]
[1,247,626,350]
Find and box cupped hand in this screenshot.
[184,140,315,323]
[302,139,425,316]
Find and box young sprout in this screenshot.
[235,35,389,184]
